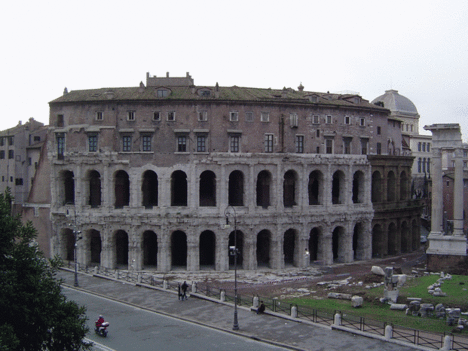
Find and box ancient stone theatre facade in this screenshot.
[48,72,420,272]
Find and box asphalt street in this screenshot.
[58,270,418,351]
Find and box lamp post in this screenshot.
[224,205,239,331]
[66,209,82,287]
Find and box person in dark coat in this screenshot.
[181,281,189,300]
[257,301,265,314]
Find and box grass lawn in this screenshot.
[284,274,468,334]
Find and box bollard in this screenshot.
[291,305,298,318]
[163,280,168,289]
[114,270,119,279]
[191,281,197,293]
[440,334,453,351]
[253,296,259,308]
[334,313,342,326]
[94,266,98,275]
[220,291,225,302]
[384,325,393,340]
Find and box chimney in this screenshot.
[166,72,170,77]
[63,87,68,95]
[298,83,304,92]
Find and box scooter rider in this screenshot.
[95,315,105,331]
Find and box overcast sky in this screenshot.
[1,0,467,141]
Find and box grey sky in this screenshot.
[1,0,467,140]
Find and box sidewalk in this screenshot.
[58,269,422,351]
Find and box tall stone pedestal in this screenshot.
[426,234,467,256]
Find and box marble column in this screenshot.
[453,148,464,236]
[430,148,443,235]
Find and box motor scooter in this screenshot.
[94,321,109,337]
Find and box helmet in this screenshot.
[99,315,103,318]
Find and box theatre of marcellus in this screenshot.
[47,72,423,272]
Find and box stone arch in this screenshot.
[199,171,216,207]
[308,227,321,262]
[228,170,244,206]
[388,222,398,255]
[199,230,216,268]
[171,230,187,268]
[142,231,158,267]
[114,170,130,208]
[256,170,272,209]
[332,170,346,204]
[283,229,298,267]
[387,171,396,202]
[142,170,158,209]
[256,230,271,267]
[308,170,323,205]
[89,229,101,264]
[372,171,382,203]
[401,221,410,253]
[228,230,244,269]
[171,171,188,206]
[115,230,129,267]
[352,170,365,204]
[62,228,75,261]
[61,170,75,205]
[332,226,346,262]
[400,171,408,200]
[352,222,365,260]
[372,224,384,258]
[283,170,298,208]
[87,170,101,208]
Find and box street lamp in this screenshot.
[66,209,82,287]
[224,205,239,331]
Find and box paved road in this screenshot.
[64,287,287,351]
[58,270,417,351]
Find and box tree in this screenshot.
[0,189,90,350]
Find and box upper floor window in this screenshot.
[56,134,65,159]
[0,137,4,146]
[167,111,176,121]
[8,150,14,159]
[230,112,239,122]
[264,134,274,152]
[88,134,98,152]
[96,111,103,121]
[245,112,254,122]
[142,135,152,152]
[360,139,368,155]
[57,114,64,127]
[177,135,187,152]
[157,89,170,98]
[8,136,14,146]
[418,142,421,151]
[377,126,381,135]
[290,113,298,128]
[127,111,135,121]
[196,135,207,152]
[198,111,208,121]
[428,144,431,152]
[153,111,161,121]
[312,115,319,124]
[122,135,132,152]
[295,135,304,153]
[326,115,332,124]
[261,112,270,122]
[325,139,333,154]
[359,118,365,126]
[33,136,41,142]
[198,89,211,97]
[343,137,352,154]
[376,142,382,155]
[0,151,4,159]
[230,135,240,153]
[422,143,426,152]
[344,116,350,125]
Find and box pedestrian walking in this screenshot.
[181,281,189,300]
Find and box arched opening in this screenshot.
[412,219,420,251]
[352,223,364,260]
[63,229,75,261]
[63,170,75,205]
[308,170,322,205]
[143,231,158,267]
[372,224,383,258]
[309,227,320,262]
[332,227,346,262]
[89,229,101,264]
[332,170,345,204]
[372,171,382,203]
[228,170,244,206]
[352,171,365,204]
[387,171,396,202]
[401,221,409,253]
[115,230,128,266]
[199,230,216,269]
[229,231,244,269]
[199,171,216,207]
[171,231,187,268]
[283,229,297,266]
[171,171,188,206]
[256,171,271,209]
[400,171,408,200]
[388,223,398,255]
[283,170,298,208]
[142,170,158,209]
[88,170,101,208]
[256,230,271,267]
[114,170,130,208]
